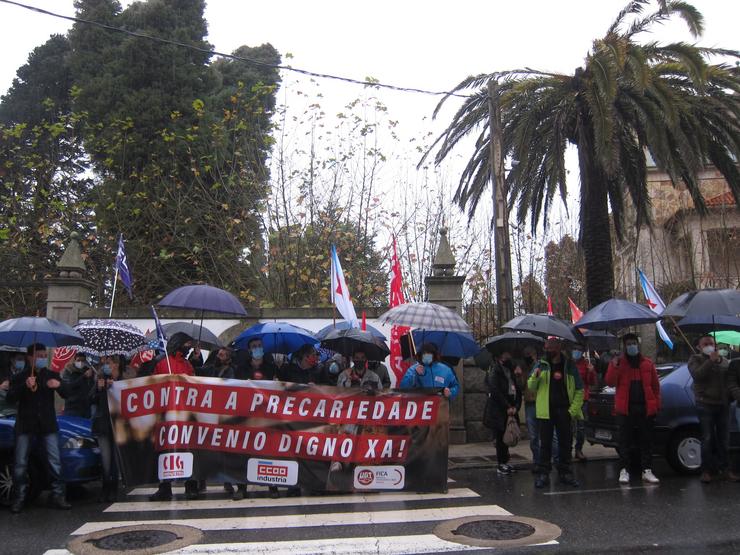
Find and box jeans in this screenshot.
[536,407,573,476]
[96,434,118,484]
[617,412,654,471]
[527,402,559,466]
[574,406,587,451]
[525,403,539,464]
[14,432,65,499]
[697,402,729,474]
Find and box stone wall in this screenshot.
[462,362,492,442]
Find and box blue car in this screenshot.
[586,363,740,474]
[0,411,101,504]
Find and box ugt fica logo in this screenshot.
[158,452,193,480]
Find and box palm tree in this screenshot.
[423,0,740,308]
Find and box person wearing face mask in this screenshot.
[400,343,460,400]
[7,343,71,513]
[61,353,95,418]
[153,333,196,376]
[278,344,324,385]
[689,334,732,483]
[337,350,382,390]
[150,334,198,501]
[485,351,522,475]
[235,338,279,381]
[90,357,122,502]
[198,347,235,379]
[606,333,660,485]
[0,352,25,414]
[572,346,597,462]
[528,338,583,488]
[520,346,545,467]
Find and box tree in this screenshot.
[66,0,280,304]
[424,0,740,308]
[544,235,586,318]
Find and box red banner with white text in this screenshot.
[109,374,449,492]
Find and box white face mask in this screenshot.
[719,349,729,358]
[702,345,716,356]
[74,361,84,369]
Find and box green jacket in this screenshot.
[527,357,584,420]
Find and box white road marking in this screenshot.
[106,488,480,512]
[543,485,652,495]
[72,504,512,535]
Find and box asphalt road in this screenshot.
[4,457,740,554]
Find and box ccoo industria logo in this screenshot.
[247,458,299,486]
[158,453,193,480]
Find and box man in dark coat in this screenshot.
[61,353,95,418]
[234,337,279,380]
[7,343,71,513]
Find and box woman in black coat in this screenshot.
[89,356,122,502]
[485,353,522,476]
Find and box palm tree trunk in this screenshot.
[578,142,615,309]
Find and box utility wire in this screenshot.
[0,0,471,99]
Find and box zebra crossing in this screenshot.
[44,479,556,554]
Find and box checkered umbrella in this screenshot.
[72,319,149,358]
[377,302,471,334]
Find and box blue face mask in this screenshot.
[251,347,264,360]
[102,364,112,377]
[35,358,48,369]
[14,360,25,371]
[328,362,340,375]
[422,354,434,365]
[572,350,583,361]
[626,344,639,357]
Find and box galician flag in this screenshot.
[330,245,359,327]
[116,234,134,299]
[638,269,674,350]
[568,297,584,324]
[388,238,411,385]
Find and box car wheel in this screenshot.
[0,456,12,505]
[667,428,702,475]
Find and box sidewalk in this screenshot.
[448,441,617,470]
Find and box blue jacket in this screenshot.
[400,361,459,400]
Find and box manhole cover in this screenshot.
[93,529,179,550]
[454,519,535,540]
[67,524,203,555]
[435,515,561,548]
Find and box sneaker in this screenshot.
[619,469,630,484]
[502,464,517,473]
[534,474,550,489]
[559,474,580,487]
[232,486,246,501]
[642,469,660,484]
[496,464,512,476]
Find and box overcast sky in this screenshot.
[1,0,737,254]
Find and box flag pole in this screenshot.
[109,262,120,318]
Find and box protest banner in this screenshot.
[108,374,449,492]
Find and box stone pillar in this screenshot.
[45,232,95,325]
[425,228,467,444]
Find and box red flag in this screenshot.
[361,311,367,331]
[51,346,76,373]
[389,238,411,385]
[568,297,584,324]
[547,296,554,316]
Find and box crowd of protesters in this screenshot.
[4,324,740,514]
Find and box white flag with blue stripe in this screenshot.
[638,269,674,350]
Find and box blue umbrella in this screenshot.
[316,321,386,340]
[575,299,659,331]
[0,317,83,348]
[232,322,317,354]
[158,284,247,316]
[676,314,740,333]
[412,329,481,359]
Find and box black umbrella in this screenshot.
[578,329,620,351]
[661,289,740,319]
[320,328,390,361]
[146,322,223,350]
[574,299,659,331]
[484,332,544,356]
[675,314,740,333]
[502,314,581,343]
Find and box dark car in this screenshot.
[585,363,740,474]
[0,410,101,504]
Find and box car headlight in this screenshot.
[63,437,98,450]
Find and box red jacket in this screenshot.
[154,352,194,376]
[605,354,660,416]
[576,358,597,401]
